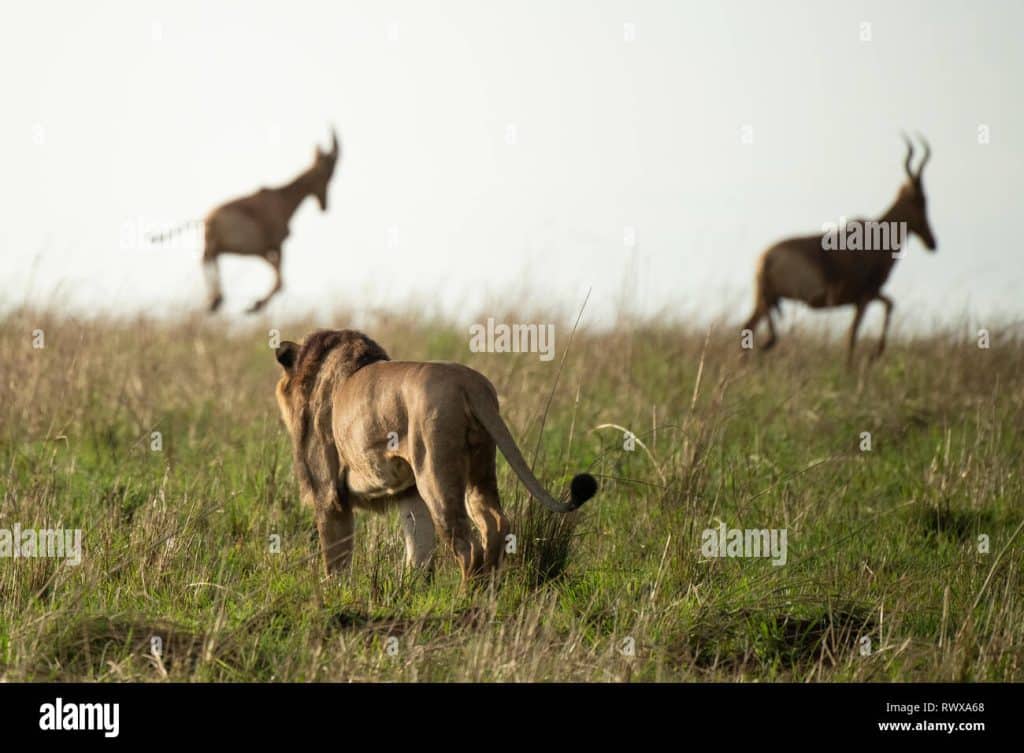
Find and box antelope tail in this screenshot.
[466,385,598,513]
[146,219,203,244]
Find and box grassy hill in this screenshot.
[1,306,1021,681]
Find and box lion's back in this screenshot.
[348,360,495,411]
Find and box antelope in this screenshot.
[742,135,936,366]
[150,128,340,313]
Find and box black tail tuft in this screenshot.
[569,473,598,509]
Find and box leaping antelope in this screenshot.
[151,128,340,313]
[742,135,936,365]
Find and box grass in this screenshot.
[1,304,1022,682]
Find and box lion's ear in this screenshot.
[276,341,299,372]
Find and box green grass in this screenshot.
[1,306,1022,681]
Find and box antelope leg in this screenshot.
[846,303,867,367]
[872,294,894,360]
[246,249,283,314]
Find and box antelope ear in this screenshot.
[276,341,299,371]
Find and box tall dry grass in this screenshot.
[1,304,1022,681]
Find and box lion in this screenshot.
[273,329,598,580]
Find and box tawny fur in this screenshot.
[273,329,597,581]
[743,136,937,366]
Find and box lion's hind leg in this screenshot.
[398,492,436,572]
[466,452,510,575]
[413,458,482,582]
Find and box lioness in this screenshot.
[274,329,598,580]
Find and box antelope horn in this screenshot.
[902,132,915,180]
[330,127,339,158]
[914,132,931,179]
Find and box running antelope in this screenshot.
[151,128,340,313]
[742,135,936,365]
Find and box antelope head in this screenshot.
[311,127,341,211]
[895,133,936,251]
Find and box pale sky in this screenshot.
[1,0,1021,331]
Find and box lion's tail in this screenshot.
[466,385,597,513]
